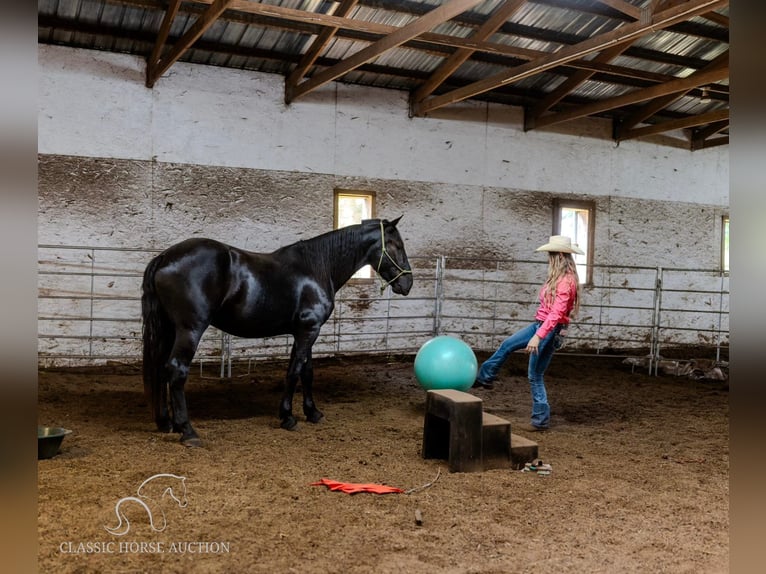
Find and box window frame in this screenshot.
[721,215,729,274]
[552,198,595,286]
[334,189,377,281]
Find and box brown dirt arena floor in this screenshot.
[38,352,729,573]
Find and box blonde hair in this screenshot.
[542,252,580,317]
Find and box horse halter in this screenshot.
[376,220,412,294]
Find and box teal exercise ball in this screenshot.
[414,336,478,392]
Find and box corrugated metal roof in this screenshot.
[38,0,729,149]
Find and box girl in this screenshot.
[473,235,583,431]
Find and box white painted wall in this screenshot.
[38,46,728,206]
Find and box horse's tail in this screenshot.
[142,254,173,429]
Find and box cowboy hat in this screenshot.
[535,235,585,255]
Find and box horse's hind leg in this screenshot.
[155,383,172,433]
[166,327,205,447]
[301,350,324,424]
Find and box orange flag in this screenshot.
[310,478,404,495]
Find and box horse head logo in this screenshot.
[104,473,188,536]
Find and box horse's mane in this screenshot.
[279,220,379,286]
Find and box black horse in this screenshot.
[141,217,413,446]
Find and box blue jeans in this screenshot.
[476,322,562,428]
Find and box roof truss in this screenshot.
[39,0,730,150]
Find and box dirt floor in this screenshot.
[37,352,729,574]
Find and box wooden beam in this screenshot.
[691,135,728,150]
[619,108,728,141]
[693,119,729,140]
[286,0,485,103]
[410,0,526,105]
[146,0,182,83]
[412,0,727,116]
[284,0,359,93]
[534,66,727,130]
[595,0,642,20]
[146,0,234,88]
[525,39,633,127]
[699,10,729,27]
[614,50,728,136]
[160,0,721,87]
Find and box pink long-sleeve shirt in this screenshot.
[534,274,577,340]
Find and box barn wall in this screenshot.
[37,46,729,363]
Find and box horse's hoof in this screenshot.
[306,411,324,424]
[181,436,202,448]
[156,418,173,433]
[280,417,298,431]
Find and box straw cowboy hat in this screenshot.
[535,235,585,255]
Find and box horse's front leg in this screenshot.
[280,330,322,430]
[279,343,302,430]
[301,349,324,424]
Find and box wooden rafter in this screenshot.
[146,0,234,88]
[409,0,526,107]
[525,39,633,129]
[412,0,727,116]
[698,10,729,27]
[533,66,727,130]
[285,0,485,103]
[146,0,182,84]
[619,108,728,141]
[40,0,730,148]
[284,0,359,99]
[614,51,729,138]
[691,135,728,150]
[138,0,722,89]
[693,119,729,140]
[595,0,642,20]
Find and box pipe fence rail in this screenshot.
[38,245,729,376]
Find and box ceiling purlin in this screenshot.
[411,0,728,117]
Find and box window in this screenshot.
[553,199,594,285]
[721,216,729,273]
[334,190,376,279]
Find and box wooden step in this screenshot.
[422,389,483,473]
[421,389,541,472]
[510,433,539,470]
[482,412,512,470]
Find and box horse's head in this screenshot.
[138,473,189,509]
[375,216,413,296]
[163,476,189,509]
